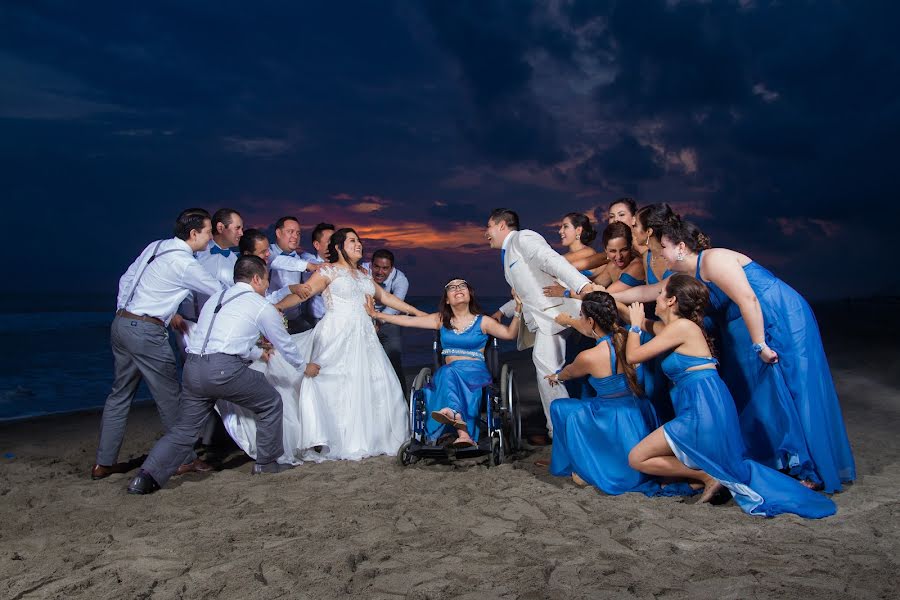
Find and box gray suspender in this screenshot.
[122,240,189,311]
[200,290,252,355]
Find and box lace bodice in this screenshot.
[319,265,376,316]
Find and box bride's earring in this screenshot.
[676,250,685,261]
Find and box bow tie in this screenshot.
[281,251,295,257]
[210,245,231,257]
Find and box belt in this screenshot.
[116,309,164,327]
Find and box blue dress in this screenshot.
[423,315,492,441]
[645,250,673,285]
[697,251,855,492]
[549,336,694,497]
[661,352,836,518]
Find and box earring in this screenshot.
[575,234,581,241]
[676,250,685,261]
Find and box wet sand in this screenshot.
[1,348,898,599]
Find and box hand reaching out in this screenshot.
[289,283,315,302]
[758,346,779,364]
[627,302,645,327]
[169,314,189,334]
[364,295,378,319]
[543,283,565,298]
[306,262,321,273]
[554,312,574,327]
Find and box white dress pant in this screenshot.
[531,329,568,437]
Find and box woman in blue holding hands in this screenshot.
[613,216,855,493]
[546,292,692,497]
[368,278,521,447]
[625,275,836,517]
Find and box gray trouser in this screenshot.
[378,322,406,397]
[96,316,196,466]
[141,353,284,487]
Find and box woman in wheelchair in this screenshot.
[366,278,521,447]
[547,291,693,496]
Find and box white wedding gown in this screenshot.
[216,265,410,464]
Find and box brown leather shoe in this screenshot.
[91,463,132,480]
[527,434,551,447]
[175,458,214,476]
[534,458,551,468]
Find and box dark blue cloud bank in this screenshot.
[2,1,897,300]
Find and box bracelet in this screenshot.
[628,324,641,334]
[751,342,768,354]
[513,311,522,318]
[563,289,571,298]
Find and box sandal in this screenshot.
[431,409,468,431]
[452,437,477,448]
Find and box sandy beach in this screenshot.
[2,344,899,600]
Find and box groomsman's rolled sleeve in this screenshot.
[498,299,516,318]
[381,269,409,315]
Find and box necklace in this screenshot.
[451,315,477,335]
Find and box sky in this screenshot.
[3,0,898,302]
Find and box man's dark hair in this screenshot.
[233,255,268,283]
[275,216,300,230]
[239,228,268,255]
[372,248,395,265]
[212,208,241,232]
[489,208,519,230]
[174,208,211,241]
[311,222,336,245]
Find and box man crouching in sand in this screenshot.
[127,255,319,494]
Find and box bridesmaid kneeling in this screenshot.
[625,275,836,518]
[546,292,693,497]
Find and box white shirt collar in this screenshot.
[233,281,255,293]
[501,230,515,251]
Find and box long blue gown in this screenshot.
[696,251,855,492]
[661,352,836,518]
[549,336,694,497]
[422,315,491,442]
[638,252,676,423]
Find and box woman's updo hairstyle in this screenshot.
[564,212,597,246]
[636,203,677,233]
[664,274,715,354]
[655,218,711,252]
[609,197,638,217]
[580,291,643,396]
[601,221,633,249]
[327,227,364,269]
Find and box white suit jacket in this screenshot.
[503,230,590,337]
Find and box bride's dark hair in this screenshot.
[327,227,364,269]
[439,277,483,330]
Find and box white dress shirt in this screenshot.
[362,263,409,315]
[117,237,225,324]
[186,282,306,370]
[267,244,310,319]
[300,252,327,319]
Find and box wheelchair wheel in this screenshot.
[490,432,505,466]
[410,367,432,403]
[409,367,431,435]
[499,365,522,452]
[397,440,419,467]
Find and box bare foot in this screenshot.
[699,480,726,503]
[800,479,824,491]
[571,472,588,487]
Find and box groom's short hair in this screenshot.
[489,208,519,230]
[233,255,268,283]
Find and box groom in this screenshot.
[485,208,594,445]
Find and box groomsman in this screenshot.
[267,216,319,333]
[93,209,225,480]
[197,208,244,286]
[485,208,595,445]
[368,249,409,397]
[128,255,320,494]
[299,222,335,327]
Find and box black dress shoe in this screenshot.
[250,462,295,475]
[127,471,161,495]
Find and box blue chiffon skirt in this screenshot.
[713,267,855,492]
[550,394,695,497]
[423,359,492,441]
[663,369,836,518]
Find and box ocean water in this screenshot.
[0,295,515,422]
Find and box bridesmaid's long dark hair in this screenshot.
[580,291,643,396]
[439,278,484,330]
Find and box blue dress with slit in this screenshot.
[422,315,492,441]
[661,352,836,518]
[549,336,694,497]
[696,251,855,492]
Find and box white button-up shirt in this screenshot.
[186,282,306,369]
[362,263,409,315]
[267,244,311,319]
[300,252,327,319]
[117,238,224,324]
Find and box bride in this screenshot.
[217,227,425,463]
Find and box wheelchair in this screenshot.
[396,331,522,467]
